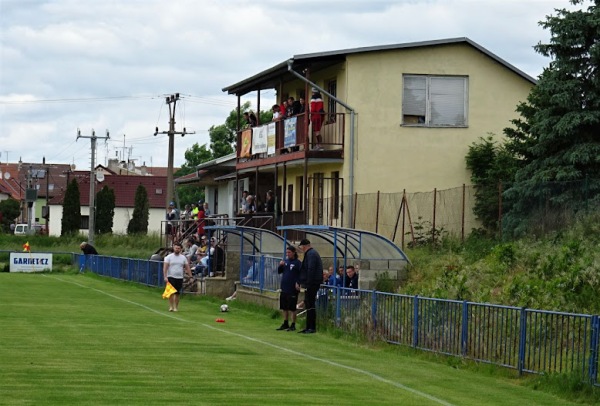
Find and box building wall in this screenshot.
[48,205,165,236]
[343,43,533,194]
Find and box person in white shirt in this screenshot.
[163,242,192,312]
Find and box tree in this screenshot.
[0,198,21,233]
[466,135,520,233]
[175,102,272,206]
[95,185,115,234]
[503,0,600,235]
[61,179,81,236]
[127,184,149,234]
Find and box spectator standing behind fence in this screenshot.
[297,239,323,334]
[265,190,275,213]
[80,242,98,255]
[345,265,359,289]
[240,190,249,213]
[276,246,302,331]
[163,242,192,312]
[243,111,258,128]
[203,202,211,217]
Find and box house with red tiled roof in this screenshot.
[48,172,168,236]
[0,162,72,225]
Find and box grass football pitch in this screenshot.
[0,272,579,405]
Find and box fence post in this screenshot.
[461,184,466,243]
[588,315,599,384]
[432,188,437,245]
[375,191,380,234]
[518,307,527,375]
[413,295,419,348]
[371,290,377,337]
[498,181,503,240]
[259,255,265,293]
[335,285,341,326]
[461,300,468,356]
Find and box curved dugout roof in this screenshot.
[204,225,410,265]
[277,225,410,263]
[204,225,286,256]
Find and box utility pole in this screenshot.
[154,93,194,208]
[43,156,49,234]
[77,129,110,246]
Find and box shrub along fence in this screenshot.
[74,253,600,385]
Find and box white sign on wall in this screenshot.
[10,253,53,272]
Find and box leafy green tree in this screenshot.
[95,185,115,234]
[174,103,272,206]
[127,184,149,235]
[61,179,81,236]
[466,135,520,233]
[0,198,21,232]
[503,0,600,235]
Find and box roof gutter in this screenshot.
[286,59,357,226]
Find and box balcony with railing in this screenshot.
[236,111,345,169]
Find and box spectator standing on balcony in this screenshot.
[286,97,296,118]
[276,246,301,331]
[243,111,258,128]
[280,101,287,119]
[191,202,199,220]
[297,239,323,334]
[299,97,306,114]
[163,241,192,312]
[272,105,281,121]
[310,88,325,150]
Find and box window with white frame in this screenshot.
[402,75,468,127]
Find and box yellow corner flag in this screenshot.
[23,242,30,252]
[162,282,177,299]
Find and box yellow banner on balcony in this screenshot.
[240,129,252,158]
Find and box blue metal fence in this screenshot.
[12,250,596,384]
[316,287,599,384]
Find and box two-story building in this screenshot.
[186,38,535,238]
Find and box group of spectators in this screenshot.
[239,190,278,215]
[242,88,326,150]
[165,200,215,245]
[183,235,225,278]
[323,264,359,289]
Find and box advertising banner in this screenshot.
[240,129,252,158]
[267,123,276,155]
[252,126,267,154]
[284,117,297,148]
[10,252,53,272]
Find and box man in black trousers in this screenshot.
[297,239,323,334]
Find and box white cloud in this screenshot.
[0,0,579,169]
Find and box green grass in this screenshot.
[0,233,161,259]
[0,272,586,405]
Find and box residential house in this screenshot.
[0,162,72,228]
[216,37,535,236]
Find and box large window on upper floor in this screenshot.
[402,75,468,127]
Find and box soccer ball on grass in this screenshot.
[220,304,229,312]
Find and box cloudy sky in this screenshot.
[0,0,579,171]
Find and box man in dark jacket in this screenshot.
[297,239,323,334]
[80,242,98,255]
